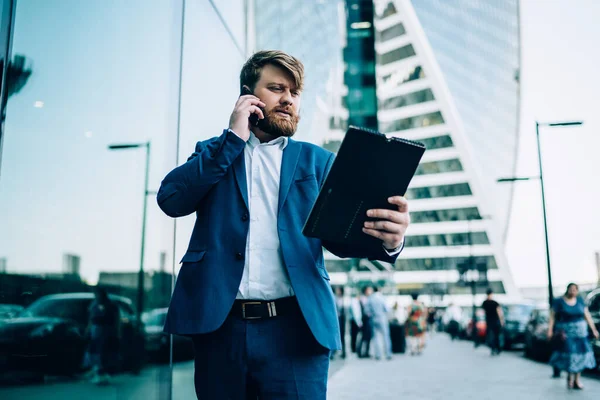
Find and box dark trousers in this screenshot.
[350,320,360,353]
[338,315,346,357]
[487,321,502,353]
[191,305,330,399]
[357,319,372,357]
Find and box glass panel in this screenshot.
[380,88,435,110]
[405,231,490,247]
[395,256,498,271]
[0,0,181,394]
[381,65,425,86]
[395,281,505,295]
[418,134,453,150]
[415,158,463,175]
[380,110,444,133]
[405,182,472,199]
[410,207,481,223]
[377,22,406,42]
[378,44,416,65]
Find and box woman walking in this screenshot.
[548,283,599,390]
[405,293,427,355]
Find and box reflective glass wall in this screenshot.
[0,0,245,397]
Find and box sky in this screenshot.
[0,0,598,290]
[505,0,600,288]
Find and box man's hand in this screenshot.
[228,94,265,141]
[362,196,410,250]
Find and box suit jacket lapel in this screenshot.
[232,152,249,211]
[278,139,301,215]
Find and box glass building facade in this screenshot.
[0,0,247,395]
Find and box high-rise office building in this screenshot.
[251,0,521,303]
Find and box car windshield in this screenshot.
[504,305,534,319]
[21,298,91,325]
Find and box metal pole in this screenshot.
[536,122,554,307]
[137,141,151,321]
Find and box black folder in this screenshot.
[303,126,426,253]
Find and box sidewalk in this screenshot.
[328,334,600,400]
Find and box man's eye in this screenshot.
[270,87,282,91]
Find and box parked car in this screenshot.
[586,288,600,369]
[501,303,535,349]
[0,292,145,379]
[0,304,24,320]
[523,306,552,361]
[142,308,194,362]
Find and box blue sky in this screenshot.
[0,0,598,289]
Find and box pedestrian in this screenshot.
[482,288,504,356]
[427,307,437,334]
[156,50,410,399]
[443,302,462,341]
[87,287,120,385]
[357,286,374,358]
[548,283,599,390]
[349,292,363,354]
[332,286,347,359]
[367,286,392,360]
[405,293,427,355]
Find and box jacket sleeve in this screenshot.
[319,152,402,264]
[157,129,245,218]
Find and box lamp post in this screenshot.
[498,120,582,307]
[108,141,152,321]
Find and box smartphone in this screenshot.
[241,85,261,126]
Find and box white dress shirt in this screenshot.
[236,131,294,300]
[232,130,403,300]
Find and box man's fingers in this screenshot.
[248,105,265,120]
[388,196,408,212]
[237,96,266,108]
[363,220,402,233]
[362,227,395,242]
[366,208,406,223]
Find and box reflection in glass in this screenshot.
[380,88,434,110]
[377,23,406,42]
[378,44,416,65]
[415,158,462,175]
[380,110,444,133]
[395,255,498,271]
[410,206,481,223]
[418,134,453,150]
[405,231,490,247]
[406,182,471,199]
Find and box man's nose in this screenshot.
[280,90,293,106]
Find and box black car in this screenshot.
[586,288,600,369]
[0,292,145,379]
[501,303,535,349]
[142,308,194,362]
[523,306,552,361]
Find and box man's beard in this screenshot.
[257,107,300,138]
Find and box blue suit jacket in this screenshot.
[157,129,400,350]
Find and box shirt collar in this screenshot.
[248,131,288,150]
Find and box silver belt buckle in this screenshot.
[242,302,262,320]
[268,301,277,317]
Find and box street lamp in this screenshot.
[498,120,583,307]
[108,141,152,321]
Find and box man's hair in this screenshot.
[240,50,304,93]
[486,288,493,296]
[411,293,419,301]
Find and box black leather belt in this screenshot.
[230,296,299,320]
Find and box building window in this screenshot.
[418,134,453,150]
[381,65,425,85]
[378,44,416,65]
[380,111,444,132]
[395,281,505,296]
[415,158,463,175]
[380,88,435,110]
[405,182,472,200]
[378,23,406,42]
[395,256,498,271]
[410,207,481,223]
[404,232,490,247]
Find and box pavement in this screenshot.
[0,334,598,399]
[328,333,600,400]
